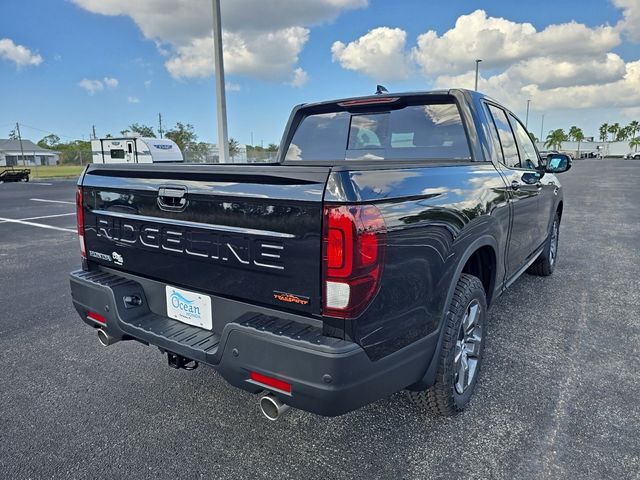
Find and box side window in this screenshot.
[110,149,125,159]
[487,105,519,168]
[484,104,505,164]
[509,114,540,169]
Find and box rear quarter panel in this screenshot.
[325,163,510,360]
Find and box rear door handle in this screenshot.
[511,180,521,190]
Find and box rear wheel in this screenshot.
[407,274,487,416]
[528,213,559,276]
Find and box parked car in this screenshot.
[624,152,640,159]
[538,149,559,158]
[69,89,571,420]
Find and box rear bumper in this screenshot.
[69,269,436,416]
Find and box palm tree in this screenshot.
[628,120,640,140]
[617,125,631,142]
[228,137,240,160]
[599,123,609,142]
[545,129,568,150]
[568,126,580,141]
[608,123,620,142]
[630,137,640,153]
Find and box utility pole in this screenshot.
[212,0,230,163]
[251,131,254,146]
[92,125,97,140]
[540,114,545,141]
[158,113,164,138]
[474,59,482,91]
[525,100,531,129]
[15,123,26,166]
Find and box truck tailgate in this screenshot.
[80,164,331,316]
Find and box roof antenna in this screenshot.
[375,85,388,95]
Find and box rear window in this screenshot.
[285,101,471,161]
[110,149,125,159]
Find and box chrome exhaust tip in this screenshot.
[97,328,118,347]
[259,393,290,421]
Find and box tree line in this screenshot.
[544,121,640,152]
[19,122,279,164]
[598,121,640,144]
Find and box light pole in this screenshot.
[212,0,230,163]
[474,59,482,91]
[540,114,545,141]
[525,100,531,129]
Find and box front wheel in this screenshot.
[407,274,487,416]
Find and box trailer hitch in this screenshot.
[166,352,198,371]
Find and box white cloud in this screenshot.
[332,27,411,81]
[165,27,310,80]
[127,96,140,103]
[0,38,43,68]
[503,53,627,89]
[78,76,118,95]
[411,10,620,76]
[225,82,241,91]
[144,79,152,89]
[614,0,640,42]
[289,67,309,87]
[434,59,640,111]
[78,78,104,95]
[330,7,640,114]
[72,0,367,82]
[103,77,119,88]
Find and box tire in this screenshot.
[528,213,560,276]
[407,274,487,416]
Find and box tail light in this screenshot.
[322,204,386,319]
[76,187,86,259]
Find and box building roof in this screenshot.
[0,139,59,154]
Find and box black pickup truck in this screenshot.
[69,89,571,420]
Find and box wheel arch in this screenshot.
[407,235,498,391]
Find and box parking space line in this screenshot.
[0,216,76,233]
[30,198,75,205]
[30,183,53,186]
[20,212,76,221]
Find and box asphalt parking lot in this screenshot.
[0,160,638,480]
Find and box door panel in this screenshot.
[507,114,554,249]
[485,104,541,278]
[126,141,134,163]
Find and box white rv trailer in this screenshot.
[91,135,183,164]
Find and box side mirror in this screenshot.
[546,154,572,174]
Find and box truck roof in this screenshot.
[298,88,493,110]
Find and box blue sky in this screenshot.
[0,0,638,145]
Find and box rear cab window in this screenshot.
[486,104,541,170]
[486,104,520,168]
[284,97,472,162]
